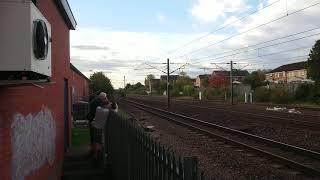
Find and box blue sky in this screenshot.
[69,0,261,33]
[68,0,320,88]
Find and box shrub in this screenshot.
[270,88,293,104]
[294,84,320,104]
[309,84,320,104]
[295,84,311,101]
[253,87,270,102]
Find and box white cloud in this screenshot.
[191,0,249,23]
[70,28,213,88]
[157,13,166,23]
[187,0,320,70]
[70,0,320,88]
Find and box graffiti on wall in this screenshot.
[11,106,56,180]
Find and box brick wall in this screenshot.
[0,1,85,179]
[70,70,90,102]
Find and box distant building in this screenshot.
[211,70,249,82]
[151,78,160,84]
[160,75,179,84]
[265,61,308,83]
[195,74,210,88]
[70,63,90,102]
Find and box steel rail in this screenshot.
[128,97,320,130]
[125,99,320,176]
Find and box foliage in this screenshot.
[208,75,228,88]
[183,85,195,96]
[159,82,167,95]
[125,82,147,95]
[144,74,155,89]
[200,76,209,88]
[306,40,320,83]
[270,88,293,104]
[72,128,89,147]
[171,77,194,96]
[89,72,114,97]
[243,70,267,89]
[295,84,311,101]
[295,84,320,104]
[253,87,271,102]
[203,88,226,100]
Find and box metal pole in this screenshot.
[149,78,152,95]
[230,61,234,105]
[167,58,170,108]
[124,75,126,89]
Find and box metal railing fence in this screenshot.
[104,111,205,180]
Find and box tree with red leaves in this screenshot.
[208,75,228,88]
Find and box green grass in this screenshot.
[71,128,90,147]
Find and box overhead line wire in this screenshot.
[175,1,320,59]
[165,0,281,55]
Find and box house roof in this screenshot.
[54,0,77,30]
[212,70,249,77]
[198,74,210,79]
[233,70,249,76]
[160,75,179,80]
[268,61,306,73]
[70,63,90,82]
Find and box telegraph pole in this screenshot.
[123,75,126,89]
[149,78,152,95]
[230,61,233,105]
[228,61,237,105]
[167,58,170,108]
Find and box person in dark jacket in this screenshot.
[88,92,108,154]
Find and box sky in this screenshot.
[68,0,320,88]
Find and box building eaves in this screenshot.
[54,0,77,30]
[70,63,90,82]
[268,61,306,73]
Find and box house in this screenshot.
[70,63,90,102]
[211,70,249,81]
[265,61,307,83]
[195,74,210,88]
[160,75,179,84]
[0,1,87,180]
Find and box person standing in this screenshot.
[87,92,108,155]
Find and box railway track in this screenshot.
[124,99,320,177]
[127,97,320,130]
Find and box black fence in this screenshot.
[105,111,205,180]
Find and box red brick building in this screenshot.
[0,1,88,179]
[70,63,90,102]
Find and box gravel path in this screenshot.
[120,102,315,180]
[126,97,320,152]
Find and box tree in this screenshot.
[179,71,188,78]
[208,75,228,88]
[307,40,320,83]
[145,74,155,94]
[201,76,209,88]
[125,82,146,95]
[243,70,267,89]
[89,72,114,96]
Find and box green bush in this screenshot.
[253,87,270,102]
[294,84,320,104]
[295,84,311,101]
[183,85,195,96]
[311,84,320,104]
[270,88,293,104]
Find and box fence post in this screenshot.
[178,157,183,180]
[183,157,198,180]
